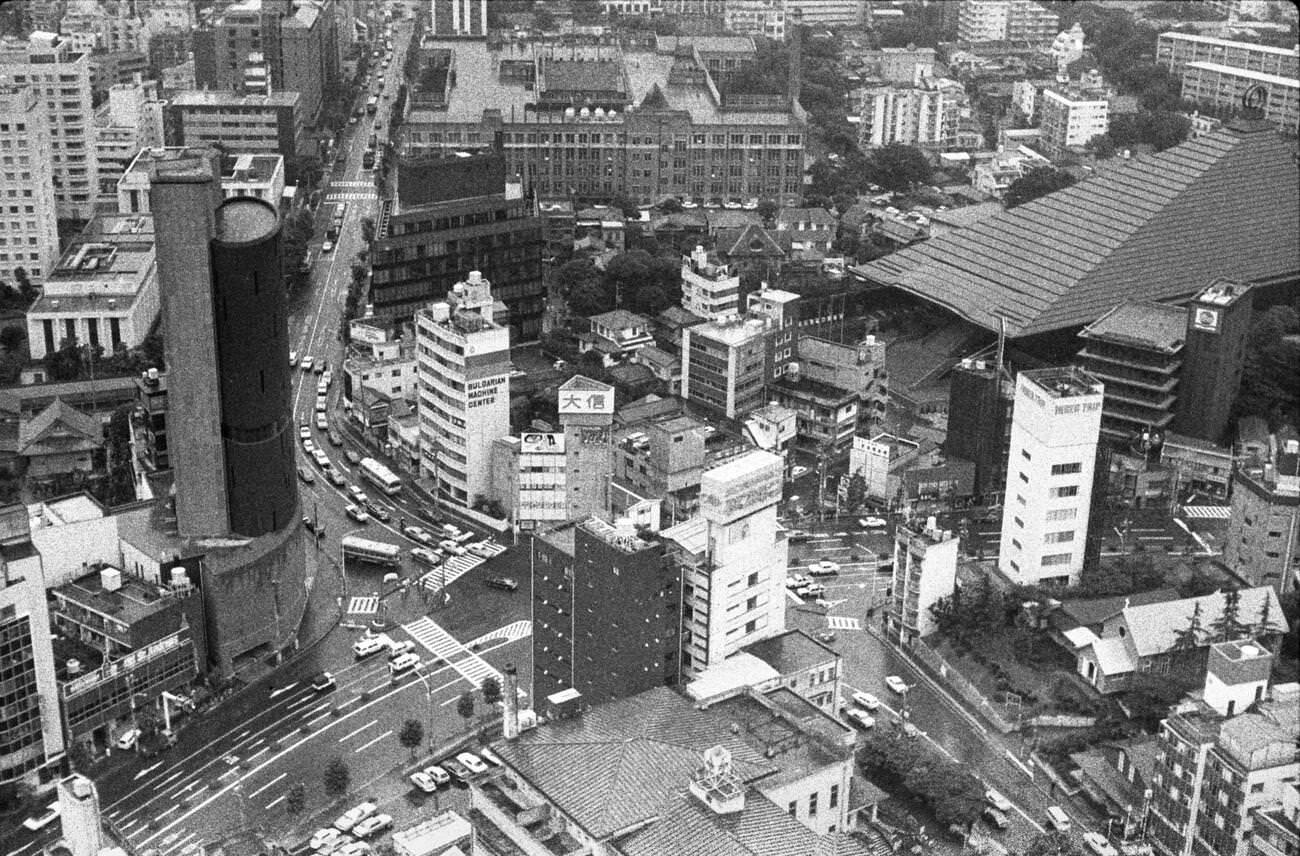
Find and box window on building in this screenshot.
[1041,553,1071,566]
[1051,462,1082,475]
[1050,485,1079,498]
[829,784,839,809]
[1045,530,1075,544]
[809,793,818,816]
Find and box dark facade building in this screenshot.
[149,147,306,675]
[1078,301,1187,443]
[530,517,681,705]
[943,358,1013,502]
[1173,279,1253,444]
[370,153,545,339]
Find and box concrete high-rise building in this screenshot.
[1225,434,1299,595]
[887,518,960,644]
[1156,31,1300,80]
[1078,301,1188,442]
[998,367,1103,587]
[0,506,65,790]
[530,517,680,705]
[149,147,307,674]
[944,358,1014,502]
[1180,63,1299,134]
[57,774,104,856]
[724,0,787,40]
[1,33,99,220]
[1039,87,1110,155]
[558,375,616,521]
[415,271,511,507]
[1173,279,1253,444]
[93,78,166,212]
[0,81,59,286]
[167,91,305,160]
[858,78,966,149]
[958,0,1058,43]
[666,449,787,674]
[681,245,741,321]
[431,0,487,36]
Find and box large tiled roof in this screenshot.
[852,124,1300,338]
[1080,301,1189,353]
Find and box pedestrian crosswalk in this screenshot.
[325,191,377,202]
[332,181,373,188]
[475,540,508,558]
[347,595,379,614]
[468,620,532,649]
[1182,505,1231,519]
[402,616,500,688]
[827,616,862,631]
[416,553,483,591]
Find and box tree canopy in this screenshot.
[1234,303,1300,430]
[1004,166,1077,209]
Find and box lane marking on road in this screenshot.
[269,682,299,699]
[245,746,269,763]
[134,761,165,780]
[353,729,393,753]
[246,772,287,799]
[338,718,378,743]
[154,805,178,822]
[5,842,39,856]
[157,769,187,788]
[265,794,287,810]
[369,680,391,694]
[119,818,140,831]
[162,832,197,855]
[286,692,319,710]
[308,710,335,727]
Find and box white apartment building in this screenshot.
[1181,62,1300,134]
[786,0,864,25]
[0,82,59,286]
[1156,31,1300,79]
[93,79,165,212]
[668,449,788,675]
[415,272,511,507]
[999,367,1103,587]
[888,518,960,644]
[1039,88,1109,155]
[343,335,418,404]
[0,508,65,790]
[725,0,787,40]
[681,245,741,321]
[1,33,99,220]
[958,0,1058,43]
[27,213,159,359]
[858,79,965,148]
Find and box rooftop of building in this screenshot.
[589,309,651,331]
[1195,277,1252,308]
[533,520,578,557]
[491,685,858,854]
[52,563,183,625]
[1020,366,1103,398]
[578,516,656,554]
[1055,588,1182,629]
[744,629,837,678]
[27,493,105,527]
[852,124,1300,338]
[30,215,155,309]
[1080,301,1189,353]
[771,373,858,403]
[690,315,773,346]
[1158,30,1300,54]
[1162,431,1232,456]
[1184,61,1300,85]
[1124,587,1286,658]
[414,37,802,128]
[171,90,300,108]
[685,652,782,703]
[220,152,282,184]
[776,207,837,226]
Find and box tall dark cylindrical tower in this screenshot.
[210,197,297,536]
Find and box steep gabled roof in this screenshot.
[19,398,101,455]
[720,223,786,259]
[852,123,1300,338]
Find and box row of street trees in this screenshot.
[857,727,984,831]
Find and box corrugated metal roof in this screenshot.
[852,124,1300,338]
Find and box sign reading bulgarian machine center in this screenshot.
[468,377,505,408]
[699,456,783,524]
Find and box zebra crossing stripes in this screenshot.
[332,180,373,187]
[475,541,508,558]
[401,616,501,689]
[467,620,532,649]
[324,192,377,202]
[1182,505,1231,519]
[827,616,862,631]
[416,554,483,591]
[347,595,378,614]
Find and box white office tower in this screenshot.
[998,367,1103,587]
[415,271,511,507]
[666,449,787,674]
[889,518,960,644]
[57,773,104,856]
[0,81,59,285]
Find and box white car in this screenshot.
[791,465,809,478]
[352,813,393,838]
[303,439,316,454]
[300,356,314,372]
[22,801,59,831]
[479,747,504,766]
[316,413,329,430]
[409,770,439,792]
[312,448,331,469]
[310,828,348,851]
[858,516,887,528]
[439,539,466,556]
[467,540,496,557]
[1083,832,1119,856]
[300,425,312,440]
[290,350,299,367]
[411,547,442,566]
[1046,805,1071,833]
[345,504,370,523]
[115,728,141,750]
[800,582,827,598]
[457,751,489,774]
[389,652,420,675]
[322,239,334,253]
[808,560,840,576]
[845,708,875,729]
[985,788,1012,812]
[386,639,415,658]
[851,691,881,711]
[885,675,909,694]
[352,635,386,658]
[785,574,812,589]
[422,764,451,786]
[335,843,371,856]
[333,801,378,832]
[347,485,368,504]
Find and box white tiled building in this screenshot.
[681,245,741,322]
[1039,88,1110,155]
[0,81,59,286]
[888,518,960,644]
[999,367,1103,587]
[93,79,165,212]
[415,272,511,507]
[1,32,99,220]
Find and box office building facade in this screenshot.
[167,91,305,160]
[0,82,59,285]
[371,154,545,339]
[415,272,512,507]
[531,517,680,705]
[1225,436,1299,596]
[1173,279,1253,444]
[2,33,99,220]
[888,518,960,644]
[998,367,1104,587]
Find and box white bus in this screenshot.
[359,457,402,495]
[341,535,401,568]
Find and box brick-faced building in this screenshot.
[530,517,680,705]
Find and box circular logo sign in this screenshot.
[1242,84,1269,112]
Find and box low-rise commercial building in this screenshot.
[1039,86,1110,155]
[490,432,567,528]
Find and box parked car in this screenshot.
[885,675,909,694]
[298,466,315,484]
[808,560,840,576]
[858,516,888,528]
[985,789,1012,812]
[335,841,371,856]
[983,807,1010,831]
[310,828,349,851]
[844,708,875,730]
[409,770,439,793]
[1045,805,1071,833]
[1082,832,1118,856]
[791,465,809,478]
[289,350,299,367]
[311,671,336,692]
[352,813,393,838]
[485,576,518,592]
[345,504,370,524]
[353,636,385,659]
[457,752,489,774]
[852,691,881,711]
[785,574,812,589]
[479,747,504,766]
[422,764,451,787]
[115,729,141,750]
[411,547,442,567]
[333,801,378,833]
[441,757,470,785]
[799,582,827,599]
